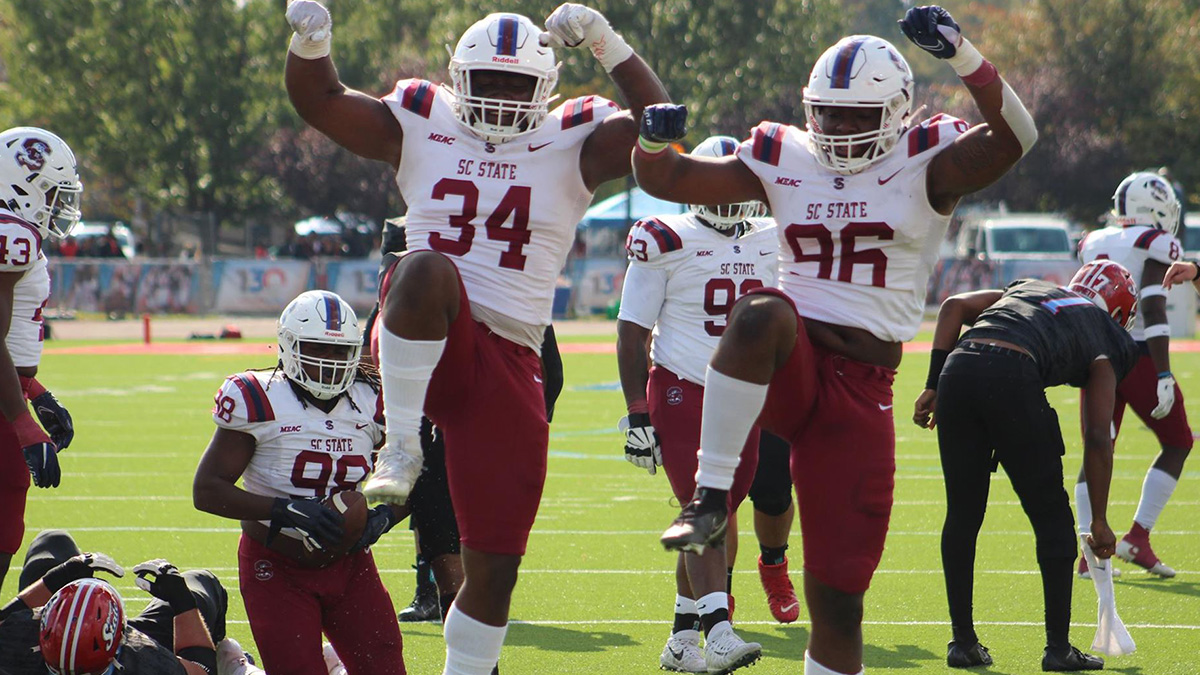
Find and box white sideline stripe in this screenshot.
[210,618,1200,630]
[29,566,1193,577]
[27,526,1200,537]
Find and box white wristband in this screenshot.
[1140,285,1167,300]
[592,28,634,72]
[946,37,985,77]
[289,31,331,60]
[1144,324,1171,339]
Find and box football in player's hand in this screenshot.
[307,490,368,566]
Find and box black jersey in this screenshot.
[0,610,185,675]
[961,279,1139,388]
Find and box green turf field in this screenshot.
[9,336,1199,674]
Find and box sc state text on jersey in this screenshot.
[310,437,356,453]
[457,159,519,181]
[720,262,758,276]
[806,201,870,220]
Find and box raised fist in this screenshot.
[899,5,963,59]
[286,0,332,59]
[640,104,688,143]
[540,4,608,49]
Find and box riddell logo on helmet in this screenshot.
[491,56,520,64]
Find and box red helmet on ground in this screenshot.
[1068,259,1138,330]
[39,579,125,674]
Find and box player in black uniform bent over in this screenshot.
[913,260,1140,672]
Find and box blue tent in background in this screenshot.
[577,186,687,231]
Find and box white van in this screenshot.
[69,222,138,259]
[956,213,1075,261]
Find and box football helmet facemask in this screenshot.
[449,13,559,144]
[687,135,767,230]
[803,36,913,174]
[1112,171,1182,237]
[1069,259,1139,331]
[0,127,83,240]
[40,578,125,675]
[278,290,362,400]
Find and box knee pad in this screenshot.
[749,492,792,517]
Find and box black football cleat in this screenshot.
[1042,646,1103,671]
[397,586,440,622]
[947,640,993,668]
[661,488,729,554]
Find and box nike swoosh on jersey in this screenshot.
[527,142,553,152]
[878,403,894,411]
[356,423,370,429]
[759,250,774,256]
[534,375,543,383]
[878,169,903,185]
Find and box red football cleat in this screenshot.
[1116,523,1176,578]
[758,556,800,624]
[727,593,735,625]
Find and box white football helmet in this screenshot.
[278,290,362,400]
[802,36,914,174]
[448,13,559,144]
[1112,171,1181,236]
[687,135,767,230]
[0,127,83,239]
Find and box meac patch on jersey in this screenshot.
[212,370,383,503]
[619,213,779,385]
[382,79,621,334]
[735,114,968,342]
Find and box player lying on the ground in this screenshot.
[284,2,670,672]
[193,290,406,674]
[0,529,257,675]
[0,127,81,595]
[914,260,1139,671]
[632,5,1034,674]
[1075,171,1189,579]
[617,135,778,673]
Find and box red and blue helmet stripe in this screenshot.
[829,37,867,89]
[496,15,521,57]
[321,292,342,331]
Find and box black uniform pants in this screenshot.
[936,344,1077,648]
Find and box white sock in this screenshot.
[1133,467,1178,531]
[1074,481,1091,536]
[695,590,729,628]
[697,367,767,490]
[443,605,507,675]
[379,326,446,446]
[675,594,697,615]
[805,650,864,675]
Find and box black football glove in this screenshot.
[31,391,73,451]
[899,5,962,59]
[42,553,125,593]
[355,505,401,551]
[640,104,688,144]
[23,441,60,489]
[133,559,196,615]
[267,497,344,552]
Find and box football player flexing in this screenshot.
[193,291,406,675]
[0,127,80,595]
[1075,171,1189,579]
[284,3,669,673]
[914,260,1139,671]
[617,136,776,673]
[632,6,1035,675]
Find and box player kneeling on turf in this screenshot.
[194,290,407,674]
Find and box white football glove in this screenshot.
[619,413,661,475]
[286,0,332,60]
[540,3,633,72]
[1151,373,1176,419]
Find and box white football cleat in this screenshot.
[660,629,707,673]
[363,437,423,504]
[216,638,265,675]
[703,623,762,674]
[323,642,348,675]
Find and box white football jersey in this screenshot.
[383,79,620,348]
[212,370,383,539]
[1079,225,1183,341]
[737,114,968,342]
[619,214,779,386]
[0,210,49,368]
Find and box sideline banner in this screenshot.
[212,260,313,313]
